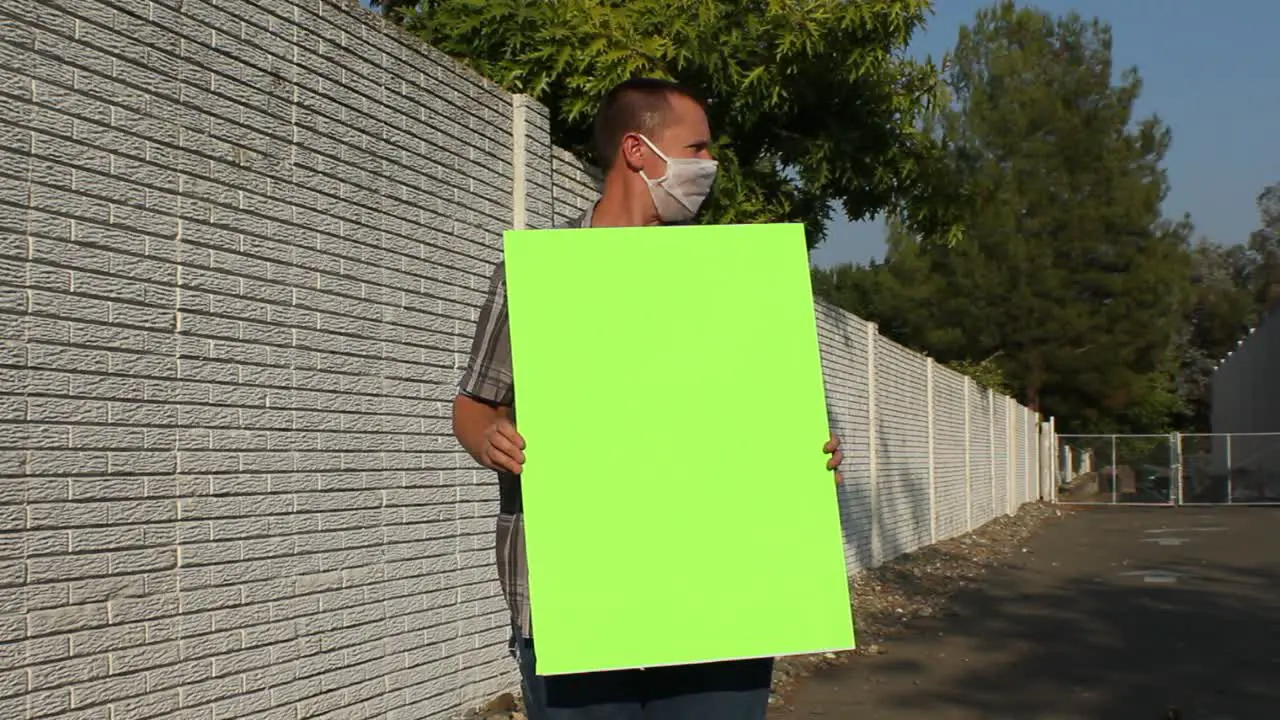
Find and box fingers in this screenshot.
[483,420,526,474]
[825,434,843,484]
[493,419,526,451]
[823,432,841,454]
[485,449,524,475]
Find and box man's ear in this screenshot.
[619,133,648,172]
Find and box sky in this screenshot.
[810,0,1280,268]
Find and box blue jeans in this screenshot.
[514,633,774,720]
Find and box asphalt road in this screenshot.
[776,506,1280,720]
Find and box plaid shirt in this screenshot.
[457,205,595,638]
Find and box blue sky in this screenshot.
[811,0,1280,267]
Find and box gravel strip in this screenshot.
[767,501,1068,709]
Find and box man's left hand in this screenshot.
[824,432,843,485]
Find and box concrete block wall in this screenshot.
[548,147,600,228]
[932,367,970,540]
[0,0,581,716]
[813,304,875,571]
[872,336,930,563]
[812,303,1042,577]
[1015,404,1032,506]
[0,0,1044,717]
[992,394,1009,515]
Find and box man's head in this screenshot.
[591,78,717,225]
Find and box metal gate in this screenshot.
[1179,433,1280,504]
[1056,433,1280,505]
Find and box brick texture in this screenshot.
[548,147,599,228]
[1,0,533,716]
[0,0,1046,718]
[993,394,1010,516]
[873,336,931,562]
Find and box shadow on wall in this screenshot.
[873,405,931,565]
[830,397,873,572]
[817,303,876,573]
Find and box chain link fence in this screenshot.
[1180,433,1280,504]
[1055,433,1280,505]
[1056,434,1175,504]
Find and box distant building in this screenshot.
[1206,305,1280,501]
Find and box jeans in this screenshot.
[514,633,774,720]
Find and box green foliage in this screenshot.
[1247,182,1280,311]
[399,0,967,248]
[1111,350,1186,434]
[947,356,1013,396]
[814,1,1195,434]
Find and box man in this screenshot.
[452,77,843,720]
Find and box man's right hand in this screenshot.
[479,417,526,475]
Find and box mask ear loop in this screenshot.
[636,134,673,184]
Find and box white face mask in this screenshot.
[637,134,718,224]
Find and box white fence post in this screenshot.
[1225,434,1233,505]
[1042,418,1055,502]
[510,95,530,230]
[963,379,972,532]
[1025,408,1032,503]
[866,321,880,565]
[1049,416,1058,502]
[1029,410,1037,503]
[987,388,996,518]
[926,358,937,545]
[1033,415,1039,502]
[1024,407,1034,502]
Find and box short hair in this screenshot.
[592,78,706,171]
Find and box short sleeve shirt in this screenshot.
[456,204,595,636]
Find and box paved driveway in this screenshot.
[776,507,1280,720]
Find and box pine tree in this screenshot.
[817,2,1195,433]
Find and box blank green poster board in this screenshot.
[503,222,855,676]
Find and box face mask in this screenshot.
[637,134,718,224]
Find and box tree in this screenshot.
[1246,182,1280,312]
[1172,238,1255,430]
[818,2,1194,434]
[948,356,1014,395]
[399,0,967,248]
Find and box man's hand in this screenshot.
[480,417,526,475]
[824,432,843,485]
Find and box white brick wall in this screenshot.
[932,367,970,539]
[992,392,1009,516]
[0,1,1046,718]
[872,336,930,563]
[966,385,994,526]
[814,304,874,572]
[1,0,535,717]
[549,147,600,228]
[1015,405,1030,506]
